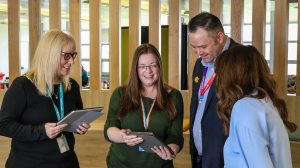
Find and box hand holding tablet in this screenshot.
[57,107,104,132]
[128,131,175,157]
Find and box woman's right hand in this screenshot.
[121,129,143,146]
[45,123,68,139]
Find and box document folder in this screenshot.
[57,107,104,132]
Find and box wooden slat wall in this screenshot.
[297,0,300,95]
[149,0,161,50]
[29,0,40,66]
[109,0,120,90]
[252,0,266,54]
[128,0,140,73]
[1,0,300,129]
[273,0,288,96]
[188,0,201,92]
[49,0,60,29]
[168,0,180,89]
[210,0,222,20]
[69,0,81,85]
[89,0,100,90]
[8,0,20,84]
[231,0,243,43]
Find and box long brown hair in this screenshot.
[118,43,176,119]
[215,45,297,135]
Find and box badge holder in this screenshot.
[57,133,70,153]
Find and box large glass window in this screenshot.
[222,0,231,36]
[81,0,90,87]
[20,0,29,75]
[61,0,69,33]
[243,0,252,45]
[0,0,8,88]
[41,0,49,35]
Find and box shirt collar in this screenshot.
[201,60,215,68]
[221,35,230,53]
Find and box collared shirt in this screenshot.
[193,36,231,156]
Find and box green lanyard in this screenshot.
[48,82,64,121]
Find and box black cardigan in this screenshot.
[0,76,82,168]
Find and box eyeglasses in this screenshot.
[61,51,77,61]
[137,64,159,71]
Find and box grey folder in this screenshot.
[130,132,174,155]
[57,107,104,132]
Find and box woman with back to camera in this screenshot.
[215,45,297,168]
[0,29,90,168]
[104,43,184,168]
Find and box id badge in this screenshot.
[57,133,70,153]
[199,96,204,103]
[138,146,145,152]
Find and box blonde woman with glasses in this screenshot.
[0,29,90,168]
[104,43,184,168]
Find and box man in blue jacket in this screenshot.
[188,12,239,168]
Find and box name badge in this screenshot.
[57,133,70,153]
[138,146,145,152]
[199,96,204,103]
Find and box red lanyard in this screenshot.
[198,67,216,102]
[200,73,216,96]
[140,97,156,130]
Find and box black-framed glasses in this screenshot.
[61,51,77,61]
[137,63,159,71]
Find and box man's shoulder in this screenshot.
[228,38,242,48]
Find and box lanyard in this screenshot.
[198,67,216,102]
[48,82,64,121]
[140,97,156,130]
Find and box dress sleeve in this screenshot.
[0,77,48,141]
[232,102,274,168]
[103,87,123,141]
[164,89,184,150]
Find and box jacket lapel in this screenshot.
[203,79,216,114]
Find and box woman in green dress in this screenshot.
[104,43,184,168]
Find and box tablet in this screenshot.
[57,107,104,132]
[130,132,174,155]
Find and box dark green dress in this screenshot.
[104,87,184,168]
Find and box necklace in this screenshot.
[53,90,59,99]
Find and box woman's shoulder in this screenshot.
[164,85,183,102]
[232,97,268,127]
[69,77,80,88]
[165,85,182,96]
[111,86,126,97]
[11,76,34,87]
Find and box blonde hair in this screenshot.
[26,29,76,96]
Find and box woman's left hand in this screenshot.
[76,122,91,135]
[151,144,179,160]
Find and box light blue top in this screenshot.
[224,97,292,168]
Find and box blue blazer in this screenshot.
[189,38,239,168]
